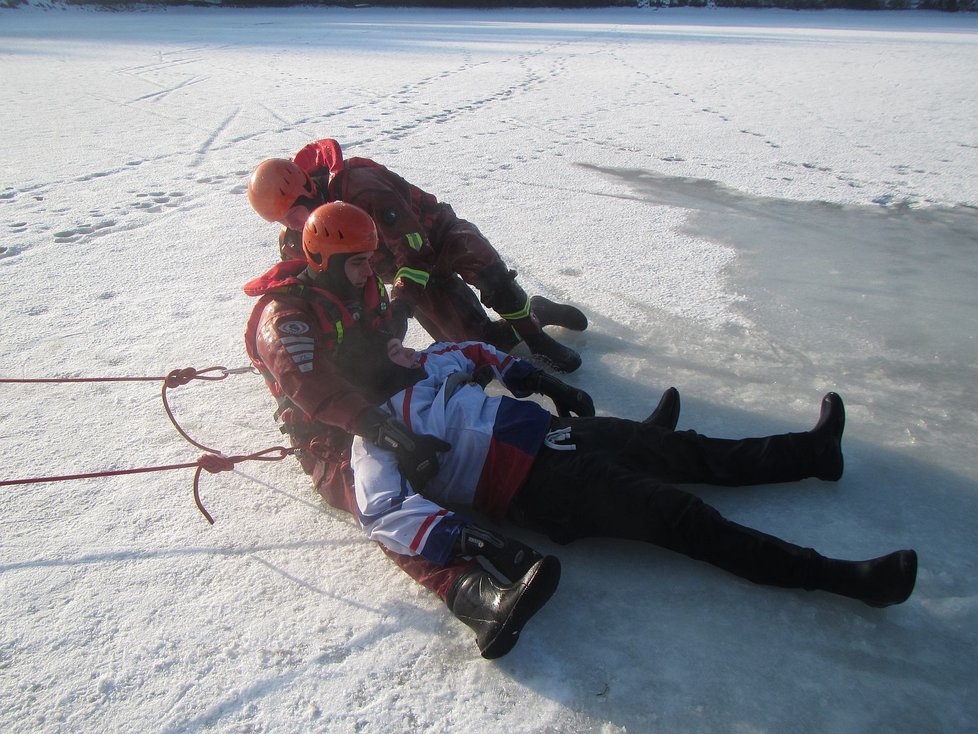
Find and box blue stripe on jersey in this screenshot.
[493,396,551,453]
[356,473,411,526]
[419,514,467,566]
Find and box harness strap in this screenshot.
[267,284,346,347]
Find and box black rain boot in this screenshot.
[476,264,583,373]
[643,387,681,431]
[726,391,846,485]
[810,392,845,481]
[816,550,918,607]
[530,296,589,331]
[447,556,561,659]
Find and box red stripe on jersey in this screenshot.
[410,509,448,552]
[401,386,414,431]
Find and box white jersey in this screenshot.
[351,341,551,565]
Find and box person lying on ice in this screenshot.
[246,201,917,660]
[246,137,587,373]
[350,339,917,658]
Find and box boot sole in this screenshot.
[530,296,588,332]
[480,555,562,659]
[528,353,582,375]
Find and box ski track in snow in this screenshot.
[3,25,961,269]
[2,41,582,260]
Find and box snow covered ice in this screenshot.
[1,4,977,732]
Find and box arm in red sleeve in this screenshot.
[333,166,438,308]
[253,297,374,434]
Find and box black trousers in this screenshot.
[509,417,827,590]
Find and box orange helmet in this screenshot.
[302,202,378,272]
[247,158,319,223]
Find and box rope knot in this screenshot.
[197,453,236,474]
[164,367,199,388]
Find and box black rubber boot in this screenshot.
[810,392,845,481]
[523,332,582,373]
[643,387,681,431]
[447,556,561,659]
[530,296,588,331]
[817,549,918,607]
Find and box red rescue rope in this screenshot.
[161,366,245,454]
[0,376,166,383]
[0,365,297,524]
[191,447,296,524]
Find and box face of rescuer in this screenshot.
[342,252,374,290]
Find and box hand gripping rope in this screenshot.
[0,366,297,524]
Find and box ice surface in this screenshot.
[1,5,976,733]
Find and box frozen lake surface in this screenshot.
[1,5,977,733]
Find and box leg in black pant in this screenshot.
[544,409,840,488]
[512,446,822,589]
[509,421,916,606]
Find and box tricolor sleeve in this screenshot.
[351,438,467,565]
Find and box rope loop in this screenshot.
[192,446,297,525]
[163,365,233,389]
[1,362,296,526]
[160,368,236,454]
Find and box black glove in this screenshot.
[358,408,451,489]
[524,370,595,417]
[389,298,412,341]
[455,525,543,582]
